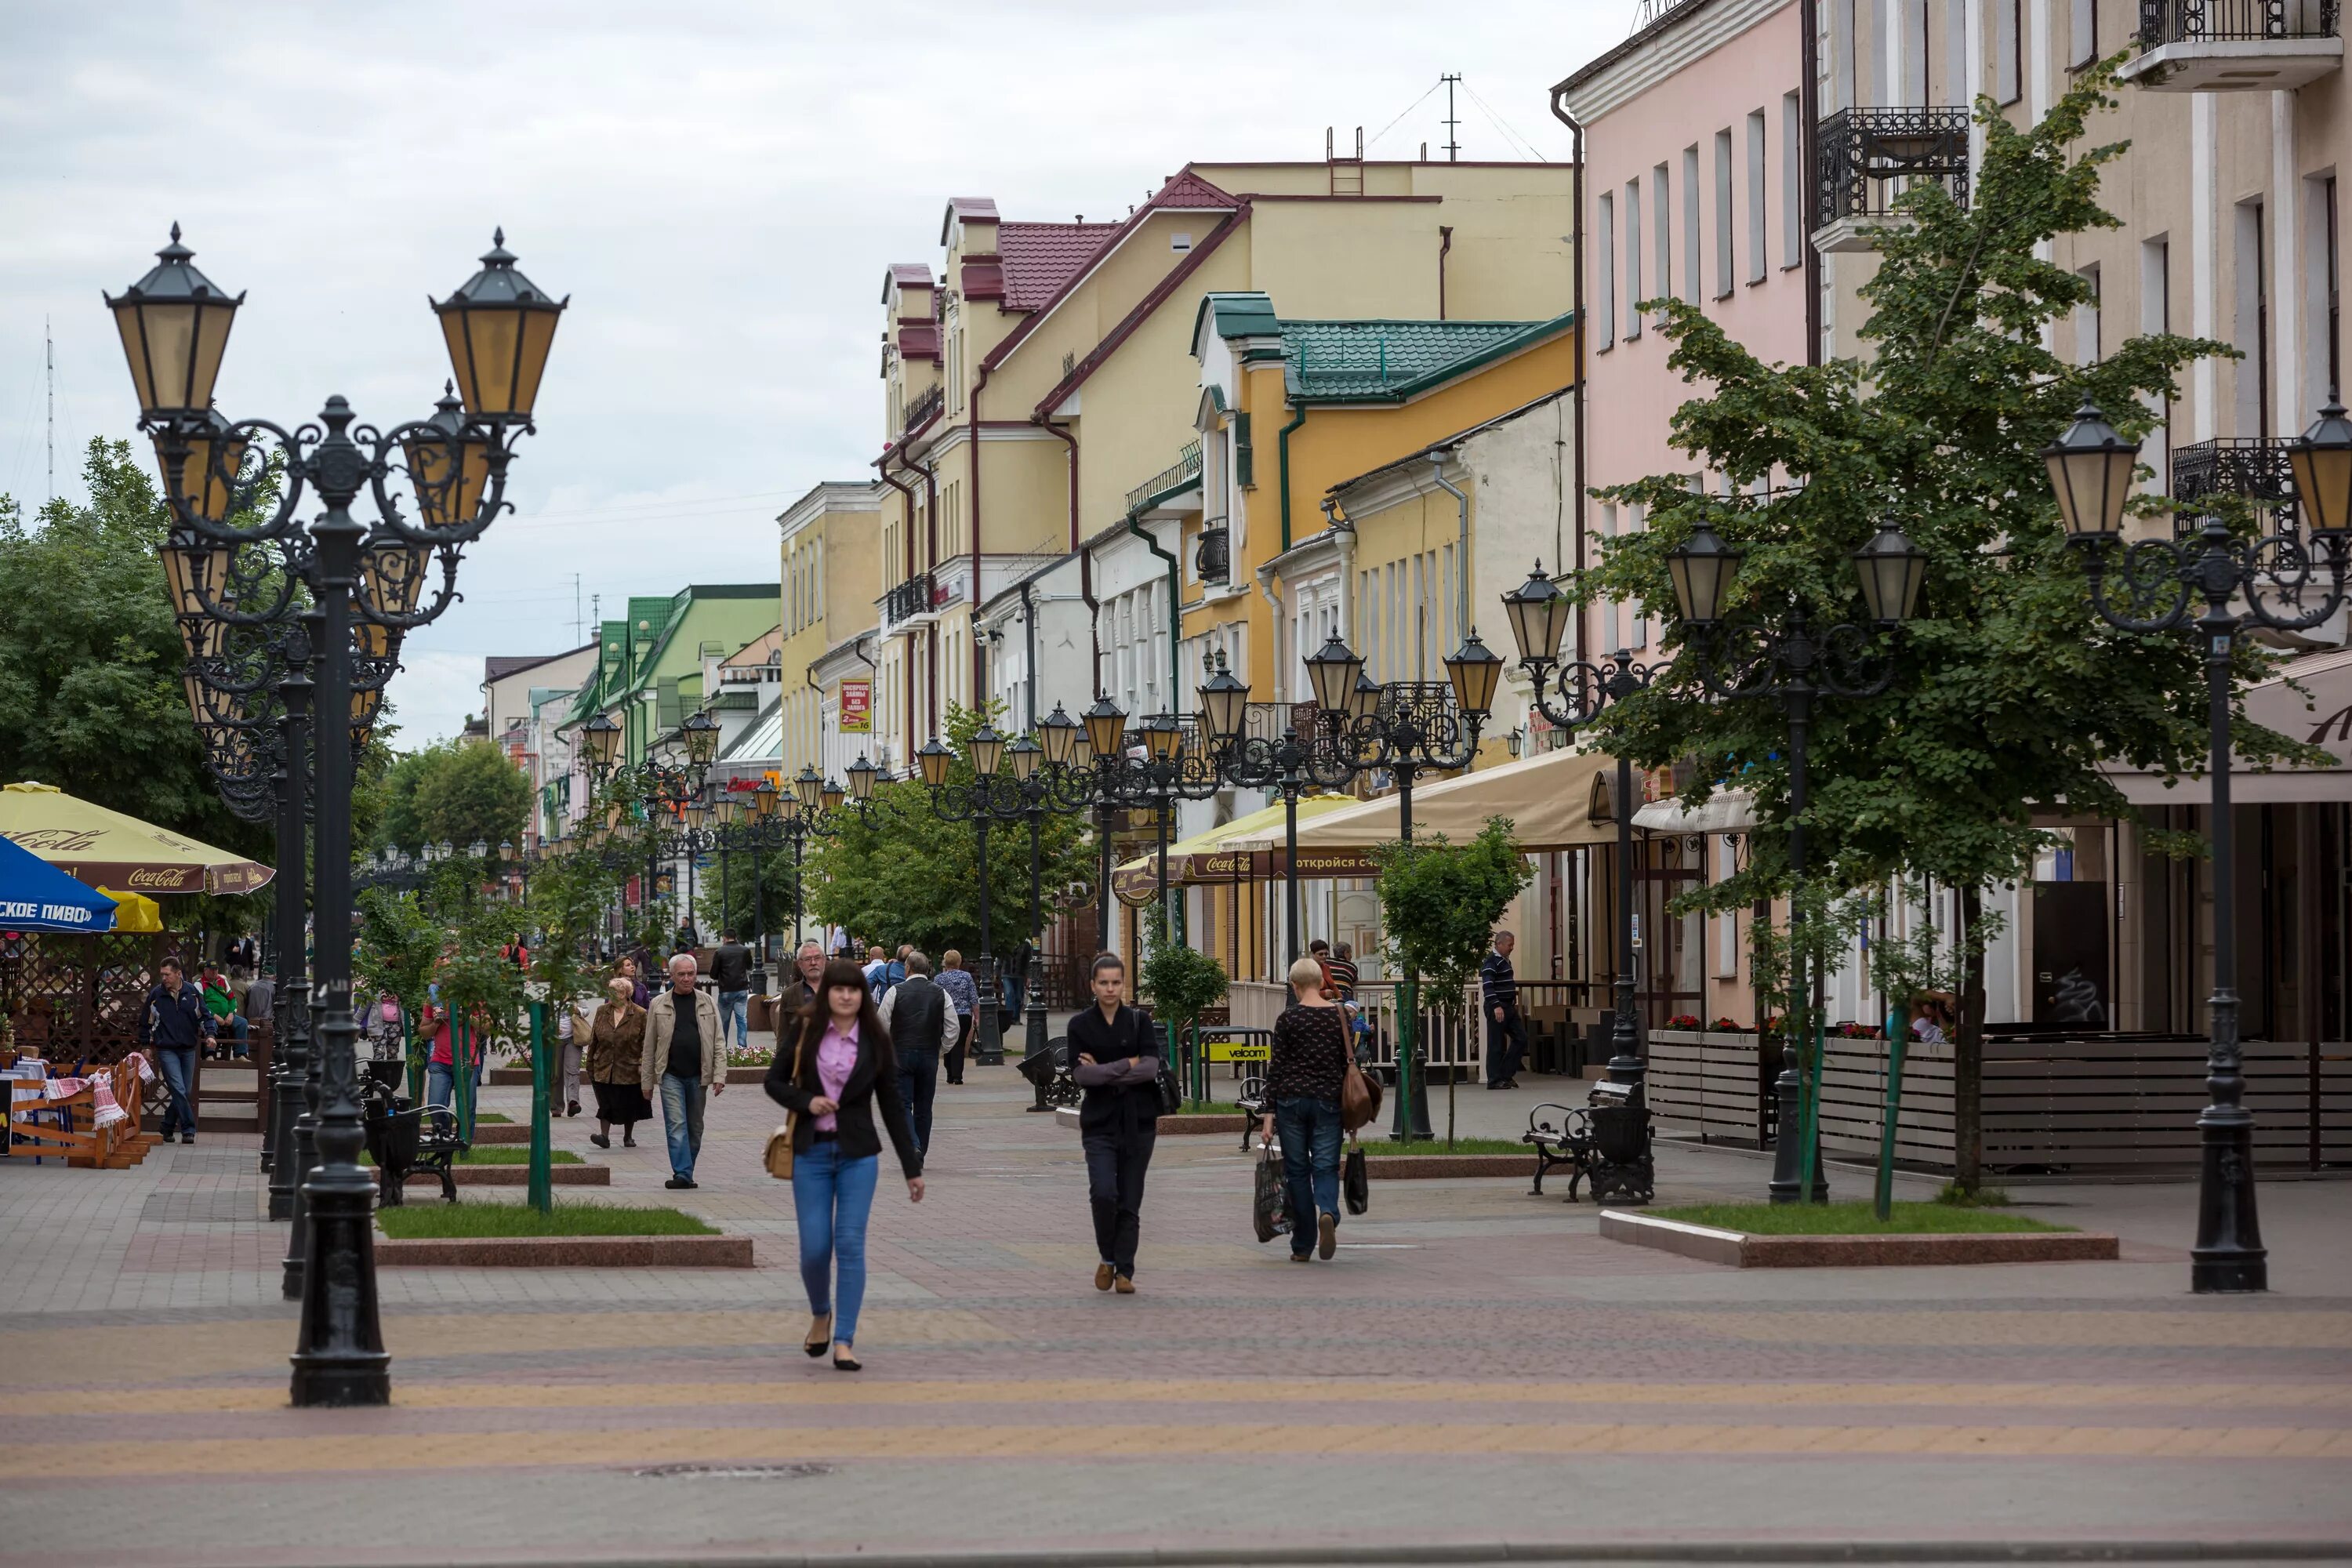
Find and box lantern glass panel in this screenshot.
[1443,632,1503,718]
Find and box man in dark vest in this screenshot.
[876,950,961,1156]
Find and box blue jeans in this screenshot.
[155,1045,198,1138]
[895,1047,937,1156]
[717,990,749,1049]
[426,1060,481,1135]
[1275,1097,1344,1254]
[221,1015,249,1057]
[792,1140,879,1346]
[659,1073,706,1179]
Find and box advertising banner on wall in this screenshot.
[840,679,871,734]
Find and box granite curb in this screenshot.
[372,1233,753,1268]
[1598,1209,2123,1267]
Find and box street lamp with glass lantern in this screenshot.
[1665,511,1925,1206]
[2044,397,2350,1293]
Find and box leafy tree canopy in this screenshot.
[366,737,532,858]
[1581,62,2312,911]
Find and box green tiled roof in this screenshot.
[1280,313,1573,404]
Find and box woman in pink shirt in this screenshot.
[764,956,924,1371]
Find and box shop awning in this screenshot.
[1112,794,1360,903]
[1632,788,1758,834]
[0,833,117,934]
[0,781,274,895]
[1225,746,1628,852]
[2104,647,2352,805]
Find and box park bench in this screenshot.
[1015,1036,1078,1112]
[361,1068,466,1206]
[1523,1080,1654,1204]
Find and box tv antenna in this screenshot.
[1440,74,1461,162]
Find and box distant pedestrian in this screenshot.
[779,939,826,1018]
[1326,942,1359,1000]
[765,956,924,1371]
[1067,951,1160,1294]
[877,951,960,1156]
[644,953,724,1189]
[1481,929,1525,1090]
[585,978,650,1149]
[241,967,276,1047]
[862,946,889,993]
[935,949,979,1084]
[554,1000,583,1116]
[137,957,214,1144]
[887,944,909,990]
[421,1000,486,1134]
[1263,955,1351,1262]
[710,927,753,1051]
[616,954,649,1008]
[201,963,247,1058]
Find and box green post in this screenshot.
[1875,1009,1909,1221]
[403,1008,420,1106]
[527,999,553,1215]
[456,1018,477,1145]
[1798,1013,1826,1203]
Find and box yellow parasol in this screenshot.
[94,887,166,933]
[0,782,274,896]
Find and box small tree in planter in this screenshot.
[1860,884,2003,1218]
[355,887,448,1099]
[1138,907,1229,1109]
[1371,818,1534,1148]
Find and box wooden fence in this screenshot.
[1648,1028,2352,1174]
[1,932,191,1069]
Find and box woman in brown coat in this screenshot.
[584,976,652,1148]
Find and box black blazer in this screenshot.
[764,1016,923,1178]
[1065,1002,1160,1131]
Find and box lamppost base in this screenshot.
[1385,1065,1433,1142]
[2190,1118,2267,1294]
[290,1171,390,1408]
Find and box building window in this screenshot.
[1625,179,1644,339]
[2076,263,2101,367]
[2306,176,2340,414]
[1780,92,1803,268]
[1714,128,1735,299]
[1996,0,2022,106]
[1653,160,1672,313]
[2237,198,2270,437]
[1682,144,1702,307]
[1746,110,1767,285]
[1596,191,1617,348]
[1902,0,1929,101]
[2067,0,2095,69]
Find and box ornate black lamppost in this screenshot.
[1502,565,1668,1108]
[1664,514,1926,1205]
[917,724,1031,1066]
[115,223,564,1406]
[2044,397,2351,1293]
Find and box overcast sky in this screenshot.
[2,0,1622,745]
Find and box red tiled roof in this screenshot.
[1151,169,1241,209]
[997,222,1122,311]
[939,197,1001,241]
[898,323,940,361]
[882,262,933,303]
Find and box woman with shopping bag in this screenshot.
[1258,955,1357,1262]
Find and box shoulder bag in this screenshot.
[1339,1019,1382,1133]
[763,1028,808,1180]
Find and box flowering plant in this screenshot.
[1665,1014,1704,1031]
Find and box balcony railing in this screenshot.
[882,570,938,629]
[2171,437,2300,532]
[2139,0,2339,43]
[1125,440,1203,514]
[1193,524,1229,585]
[1814,108,1971,234]
[899,384,944,441]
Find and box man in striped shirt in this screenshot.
[1480,929,1525,1090]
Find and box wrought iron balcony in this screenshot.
[1125,440,1203,514]
[2170,437,2299,532]
[900,383,944,438]
[1813,108,1970,253]
[1194,524,1229,585]
[2126,0,2342,89]
[881,570,938,630]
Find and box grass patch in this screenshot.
[1935,1181,2016,1207]
[1650,1201,2071,1236]
[1358,1138,1530,1157]
[375,1202,717,1240]
[472,1112,513,1123]
[362,1146,581,1167]
[1178,1102,1249,1116]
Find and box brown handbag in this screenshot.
[1340,1047,1382,1133]
[763,1029,808,1180]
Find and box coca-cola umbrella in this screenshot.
[0,781,273,896]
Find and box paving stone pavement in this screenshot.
[1,1058,2347,1566]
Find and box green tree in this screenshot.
[804,702,1094,961]
[1370,817,1532,1146]
[1138,906,1229,1106]
[0,441,273,931]
[368,738,532,857]
[1575,64,2316,1187]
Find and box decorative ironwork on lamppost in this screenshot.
[2044,396,2350,1294]
[1665,512,1926,1207]
[114,223,564,1406]
[917,726,1029,1066]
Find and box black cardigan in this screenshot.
[764,1018,923,1178]
[1065,1002,1160,1131]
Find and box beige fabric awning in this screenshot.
[1632,788,1758,834]
[1225,746,1626,852]
[2104,647,2352,806]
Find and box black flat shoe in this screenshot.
[804,1313,832,1357]
[832,1347,862,1372]
[622,1133,637,1147]
[590,1133,610,1149]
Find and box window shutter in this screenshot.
[1235,412,1254,487]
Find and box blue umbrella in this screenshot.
[0,833,117,934]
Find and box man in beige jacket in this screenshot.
[644,953,726,1189]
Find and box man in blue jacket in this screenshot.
[138,957,216,1143]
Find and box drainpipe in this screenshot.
[900,444,941,739]
[804,662,826,779]
[1276,405,1308,552]
[1431,452,1471,641]
[1254,557,1287,706]
[968,364,992,701]
[1124,511,1183,716]
[1799,0,1821,368]
[1017,578,1040,732]
[1438,225,1454,320]
[1043,417,1102,696]
[1322,497,1359,647]
[849,632,884,772]
[874,455,920,756]
[1547,87,1588,665]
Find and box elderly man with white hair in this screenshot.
[644,951,726,1189]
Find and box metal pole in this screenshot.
[973,811,1004,1065]
[291,401,391,1406]
[1608,755,1644,1096]
[1025,799,1048,1062]
[1283,781,1301,965]
[265,640,311,1218]
[1388,763,1433,1142]
[1769,675,1825,1204]
[2192,601,2267,1291]
[281,615,321,1289]
[526,999,552,1215]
